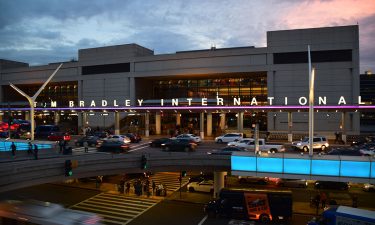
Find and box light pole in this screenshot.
[308,45,315,157]
[9,63,63,141]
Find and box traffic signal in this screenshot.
[181,171,187,177]
[141,155,147,169]
[64,160,73,176]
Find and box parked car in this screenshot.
[314,181,349,190]
[75,136,100,147]
[207,146,247,155]
[35,125,60,138]
[149,138,171,147]
[327,148,362,156]
[362,183,375,192]
[103,135,131,144]
[215,133,243,143]
[227,138,253,147]
[173,134,201,144]
[47,132,71,142]
[124,133,142,143]
[276,179,308,188]
[187,180,214,193]
[97,140,130,153]
[292,136,329,152]
[238,176,269,185]
[161,139,197,152]
[358,143,375,156]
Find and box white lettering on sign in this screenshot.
[338,96,347,105]
[299,97,307,105]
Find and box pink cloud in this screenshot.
[281,0,375,28]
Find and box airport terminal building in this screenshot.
[0,25,363,139]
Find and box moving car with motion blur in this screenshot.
[276,178,308,188]
[124,133,142,143]
[173,133,201,144]
[207,146,247,155]
[227,138,253,147]
[149,137,171,147]
[75,136,100,147]
[314,181,349,190]
[97,140,130,153]
[187,180,214,193]
[161,139,196,152]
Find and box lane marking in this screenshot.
[198,215,208,225]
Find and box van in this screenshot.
[35,125,60,138]
[204,188,292,223]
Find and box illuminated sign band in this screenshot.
[43,96,366,108]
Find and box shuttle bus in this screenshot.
[0,199,102,225]
[205,188,292,223]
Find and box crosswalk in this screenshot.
[70,193,160,225]
[148,172,190,193]
[73,146,97,154]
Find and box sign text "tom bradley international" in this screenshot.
[42,96,366,108]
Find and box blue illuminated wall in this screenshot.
[232,155,374,179]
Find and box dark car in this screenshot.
[161,139,196,152]
[238,176,269,185]
[149,138,171,147]
[208,146,247,155]
[35,125,60,138]
[327,148,362,156]
[93,131,109,138]
[314,181,349,190]
[97,140,130,153]
[75,136,100,147]
[125,133,142,143]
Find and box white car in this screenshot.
[187,180,214,193]
[359,143,375,156]
[292,136,329,152]
[103,135,131,144]
[215,133,243,143]
[227,138,253,147]
[173,134,201,144]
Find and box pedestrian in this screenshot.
[83,141,89,153]
[320,192,327,209]
[314,192,321,215]
[33,144,38,160]
[11,142,16,159]
[352,194,358,208]
[28,141,33,155]
[119,179,125,194]
[126,182,130,194]
[58,140,64,153]
[152,181,156,195]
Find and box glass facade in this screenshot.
[152,73,267,105]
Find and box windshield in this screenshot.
[302,137,309,142]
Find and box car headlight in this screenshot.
[297,143,301,146]
[161,144,165,146]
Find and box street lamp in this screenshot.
[9,63,63,141]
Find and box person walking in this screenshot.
[352,194,358,208]
[11,142,16,159]
[126,182,130,194]
[314,192,321,215]
[152,181,156,195]
[33,144,38,160]
[28,141,33,155]
[58,140,64,153]
[320,192,327,209]
[83,141,89,153]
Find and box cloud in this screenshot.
[0,0,374,73]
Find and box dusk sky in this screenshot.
[0,0,374,73]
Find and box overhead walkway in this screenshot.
[231,152,375,184]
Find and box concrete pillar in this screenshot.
[155,112,161,135]
[288,112,293,142]
[82,112,87,135]
[145,112,150,137]
[213,171,227,199]
[237,112,244,132]
[341,112,346,144]
[176,113,181,126]
[114,111,120,135]
[54,111,60,125]
[206,112,212,137]
[220,113,226,131]
[200,112,205,139]
[129,77,135,103]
